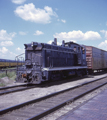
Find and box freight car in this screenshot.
[85,46,107,73]
[0,59,24,69]
[16,38,87,84]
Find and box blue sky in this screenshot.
[0,0,107,59]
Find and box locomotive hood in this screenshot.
[24,42,43,50]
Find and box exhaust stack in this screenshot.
[52,38,57,45]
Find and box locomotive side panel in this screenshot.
[43,44,76,68]
[42,44,76,81]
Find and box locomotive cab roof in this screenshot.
[64,41,85,49]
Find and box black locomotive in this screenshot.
[16,38,87,84]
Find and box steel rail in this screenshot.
[0,84,27,90]
[0,84,36,96]
[0,76,107,119]
[29,80,107,120]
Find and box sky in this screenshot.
[0,0,107,60]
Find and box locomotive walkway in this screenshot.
[57,89,107,120]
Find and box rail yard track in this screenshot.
[0,76,78,96]
[0,84,37,96]
[0,76,107,120]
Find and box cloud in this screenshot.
[0,47,16,59]
[0,29,16,41]
[16,47,21,51]
[47,40,53,44]
[34,30,44,35]
[0,41,14,46]
[53,30,101,42]
[19,31,27,35]
[0,47,8,54]
[14,3,58,24]
[0,46,24,60]
[100,30,106,34]
[48,39,77,46]
[100,30,107,39]
[47,40,61,45]
[57,19,66,23]
[16,47,25,54]
[55,8,58,11]
[98,40,107,50]
[9,52,17,59]
[61,19,66,23]
[12,0,26,4]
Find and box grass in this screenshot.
[0,83,5,87]
[0,72,7,79]
[0,71,16,79]
[0,71,16,87]
[1,67,16,70]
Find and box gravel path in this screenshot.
[0,74,107,110]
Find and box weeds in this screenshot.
[0,71,16,87]
[0,71,16,79]
[7,71,16,80]
[0,73,6,79]
[0,83,5,87]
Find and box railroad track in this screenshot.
[0,76,107,120]
[0,76,75,96]
[0,84,36,96]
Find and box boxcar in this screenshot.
[85,46,107,73]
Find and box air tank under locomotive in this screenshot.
[16,38,87,84]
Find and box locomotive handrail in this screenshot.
[15,53,25,70]
[15,53,25,59]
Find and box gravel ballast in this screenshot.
[0,74,107,111]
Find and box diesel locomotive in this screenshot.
[16,38,87,84]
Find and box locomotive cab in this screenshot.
[64,42,87,66]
